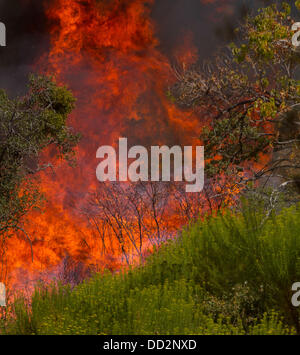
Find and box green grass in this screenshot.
[1,201,300,335]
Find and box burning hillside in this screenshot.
[0,0,299,338]
[0,0,255,288]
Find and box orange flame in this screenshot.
[2,0,205,289]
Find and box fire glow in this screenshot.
[1,0,236,289]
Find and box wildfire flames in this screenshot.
[2,0,234,289]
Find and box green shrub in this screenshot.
[1,200,300,335]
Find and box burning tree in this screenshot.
[0,75,80,269]
[84,181,177,264]
[83,179,234,264]
[5,0,297,283]
[171,2,300,204]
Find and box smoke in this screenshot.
[1,0,297,288]
[0,0,273,95]
[151,0,270,61]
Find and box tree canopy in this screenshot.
[171,1,300,200]
[0,75,80,246]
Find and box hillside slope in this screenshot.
[1,202,300,335]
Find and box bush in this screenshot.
[1,200,300,335]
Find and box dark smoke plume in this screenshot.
[0,0,279,95]
[0,0,51,95]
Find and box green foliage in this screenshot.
[171,1,300,190]
[2,201,300,335]
[231,3,292,62]
[0,75,80,239]
[207,1,299,177]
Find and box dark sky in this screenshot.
[0,0,51,94]
[0,0,295,95]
